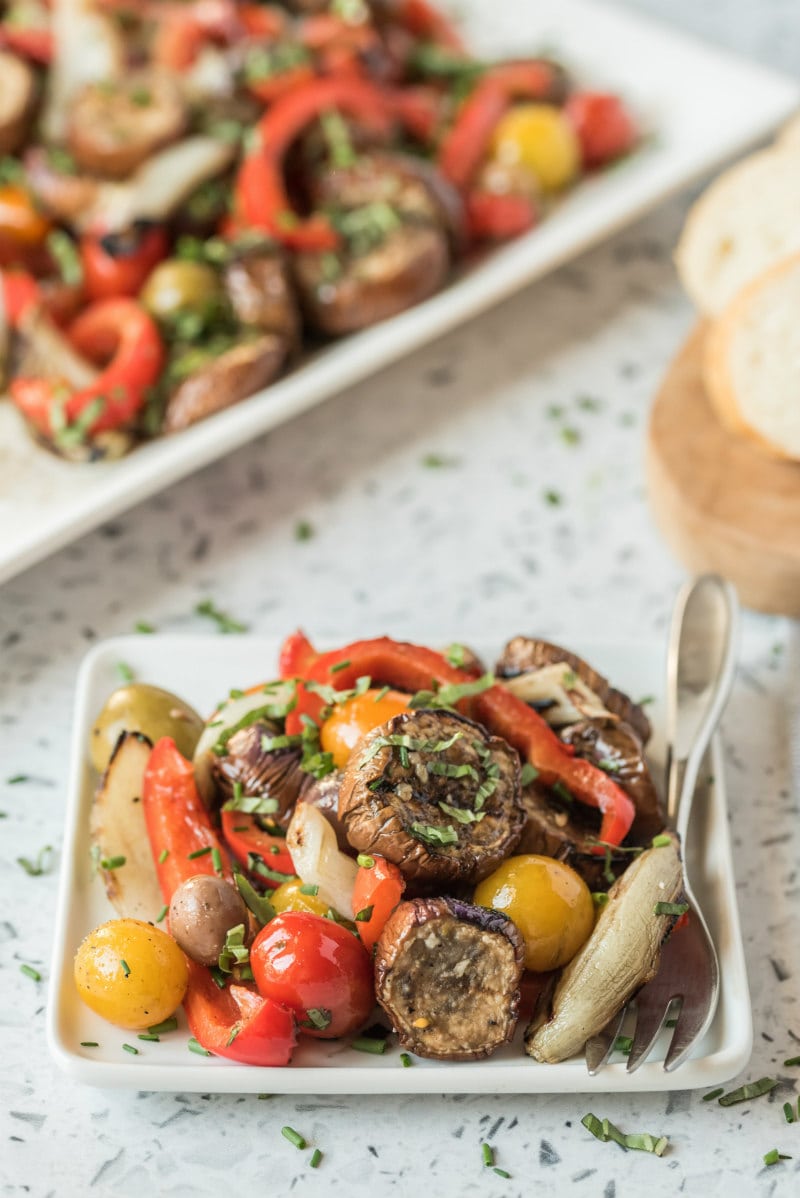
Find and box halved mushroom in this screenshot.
[338,709,524,891]
[210,722,311,827]
[162,332,289,433]
[560,717,664,843]
[525,835,683,1063]
[224,247,300,346]
[0,50,37,156]
[294,152,459,335]
[375,896,525,1060]
[67,70,188,179]
[496,636,652,744]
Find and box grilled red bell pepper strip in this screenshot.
[279,629,319,680]
[1,270,40,325]
[10,298,164,440]
[81,226,168,301]
[233,76,393,250]
[143,736,234,892]
[351,856,405,952]
[221,809,296,886]
[282,634,635,848]
[142,737,297,1066]
[439,60,563,190]
[0,24,53,63]
[396,0,464,50]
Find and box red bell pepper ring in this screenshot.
[221,810,296,886]
[10,298,164,440]
[439,60,562,190]
[0,24,52,63]
[247,64,316,106]
[81,226,168,302]
[281,634,635,849]
[233,77,394,250]
[142,737,298,1066]
[396,0,464,51]
[351,856,405,952]
[465,190,538,242]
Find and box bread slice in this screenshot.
[776,113,800,151]
[675,147,800,316]
[704,252,800,460]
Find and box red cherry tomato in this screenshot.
[81,226,168,301]
[564,92,637,168]
[250,911,375,1039]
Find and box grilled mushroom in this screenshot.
[525,835,683,1063]
[375,896,524,1060]
[223,246,300,345]
[496,636,652,744]
[67,70,188,178]
[210,722,311,826]
[560,717,664,842]
[338,709,524,890]
[294,152,460,335]
[0,51,36,156]
[162,333,289,433]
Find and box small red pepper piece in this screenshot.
[1,269,40,325]
[439,60,562,190]
[10,298,164,440]
[351,856,405,952]
[395,0,464,50]
[465,190,538,241]
[279,629,319,680]
[81,226,168,301]
[233,76,394,249]
[142,737,297,1067]
[220,810,296,886]
[0,25,53,63]
[282,634,635,849]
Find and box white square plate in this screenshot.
[2,0,798,586]
[48,634,752,1092]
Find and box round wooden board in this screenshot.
[647,323,800,616]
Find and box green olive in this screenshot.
[140,258,222,321]
[90,683,204,773]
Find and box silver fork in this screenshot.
[586,574,739,1075]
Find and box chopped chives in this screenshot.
[281,1126,306,1149]
[718,1078,778,1106]
[120,959,130,977]
[357,854,375,869]
[784,1056,800,1067]
[651,834,672,847]
[330,659,351,673]
[122,1043,139,1055]
[188,1037,212,1056]
[134,621,155,634]
[613,1035,632,1056]
[493,1168,511,1179]
[400,1053,412,1068]
[355,905,374,922]
[117,662,135,682]
[212,847,223,875]
[783,1103,795,1124]
[148,1016,178,1035]
[100,855,126,870]
[187,845,212,859]
[20,964,41,981]
[156,905,168,923]
[703,1088,724,1101]
[310,1148,323,1168]
[137,1033,160,1042]
[351,1036,387,1054]
[654,901,689,917]
[158,848,169,863]
[299,884,319,896]
[7,774,29,784]
[481,1143,493,1166]
[80,1041,99,1047]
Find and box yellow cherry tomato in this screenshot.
[474,854,594,972]
[74,918,188,1030]
[320,688,409,769]
[271,877,330,917]
[490,104,581,192]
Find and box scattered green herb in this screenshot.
[100,855,126,870]
[120,959,130,977]
[702,1088,724,1102]
[281,1126,306,1149]
[581,1113,668,1156]
[764,1149,791,1166]
[410,822,458,846]
[351,1036,387,1055]
[122,1043,139,1055]
[718,1078,778,1106]
[17,845,53,876]
[20,964,41,982]
[149,1016,178,1035]
[187,846,212,860]
[195,599,248,634]
[188,1037,212,1056]
[295,520,314,541]
[357,854,375,869]
[654,902,689,917]
[301,1008,332,1031]
[117,662,135,682]
[134,621,156,634]
[400,1052,412,1068]
[309,1148,323,1168]
[520,763,539,787]
[218,924,251,975]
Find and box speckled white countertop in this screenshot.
[3,1,800,1194]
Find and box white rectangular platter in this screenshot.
[47,633,752,1092]
[2,0,798,586]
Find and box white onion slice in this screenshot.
[87,136,237,233]
[286,802,358,920]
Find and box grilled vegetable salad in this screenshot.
[76,631,688,1067]
[1,0,637,461]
